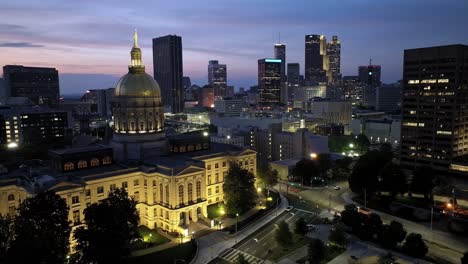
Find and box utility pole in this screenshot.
[452,188,455,217]
[235,213,239,243]
[364,188,367,209]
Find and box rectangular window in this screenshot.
[97,186,104,194]
[110,184,116,191]
[73,210,80,224]
[222,161,227,167]
[134,179,139,186]
[122,181,128,188]
[134,191,140,202]
[215,173,219,183]
[85,189,91,197]
[152,180,156,187]
[72,196,79,204]
[215,186,219,194]
[207,164,211,170]
[144,180,147,186]
[208,188,212,195]
[215,163,219,169]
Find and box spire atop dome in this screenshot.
[133,28,139,48]
[129,29,144,73]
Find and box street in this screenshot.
[209,208,317,264]
[283,181,468,264]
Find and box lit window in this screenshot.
[7,194,15,201]
[64,162,74,171]
[97,186,104,194]
[90,158,99,167]
[77,160,87,169]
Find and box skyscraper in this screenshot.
[287,63,300,102]
[358,64,381,86]
[274,44,286,82]
[152,35,183,113]
[401,44,468,171]
[305,34,327,84]
[182,76,191,91]
[327,36,341,83]
[208,60,227,98]
[258,59,282,105]
[2,65,60,108]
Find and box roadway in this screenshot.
[209,208,317,264]
[283,181,468,264]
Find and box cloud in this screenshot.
[0,42,44,48]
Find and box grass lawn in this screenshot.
[131,226,170,250]
[129,241,196,264]
[296,244,345,264]
[268,235,311,261]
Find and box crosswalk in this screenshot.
[219,248,264,264]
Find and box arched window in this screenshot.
[178,185,184,205]
[196,181,201,199]
[187,183,193,202]
[90,158,99,167]
[7,194,15,201]
[102,156,112,165]
[77,160,87,169]
[64,162,74,171]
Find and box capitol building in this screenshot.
[0,32,257,239]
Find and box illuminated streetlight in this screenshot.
[227,135,231,139]
[349,143,354,148]
[203,131,209,137]
[257,187,262,193]
[310,153,318,159]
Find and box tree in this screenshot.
[292,158,319,185]
[402,233,428,258]
[7,191,70,264]
[378,162,408,197]
[366,213,383,240]
[379,221,406,249]
[275,221,292,247]
[316,153,332,176]
[294,217,308,236]
[73,188,140,264]
[237,253,249,264]
[349,150,393,195]
[341,204,360,228]
[308,238,325,263]
[328,223,347,248]
[257,162,279,188]
[0,214,12,261]
[356,134,370,153]
[410,166,436,200]
[223,162,257,214]
[461,251,468,264]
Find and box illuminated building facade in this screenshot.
[305,34,327,84]
[327,36,341,84]
[287,63,300,102]
[111,31,167,161]
[401,44,468,171]
[258,59,282,105]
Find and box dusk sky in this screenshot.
[1,0,467,95]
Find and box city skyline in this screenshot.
[0,0,467,94]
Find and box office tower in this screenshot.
[358,64,381,86]
[342,76,364,104]
[258,59,282,105]
[182,76,191,91]
[2,65,60,108]
[305,34,328,84]
[274,43,286,82]
[208,60,227,98]
[376,83,402,112]
[287,63,300,102]
[80,88,114,117]
[152,35,184,113]
[214,98,247,117]
[401,44,468,171]
[327,36,341,83]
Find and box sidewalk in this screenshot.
[192,192,289,264]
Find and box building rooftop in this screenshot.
[48,144,112,156]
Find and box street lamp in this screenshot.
[7,142,18,149]
[235,213,239,243]
[349,143,354,148]
[203,131,209,137]
[310,153,318,159]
